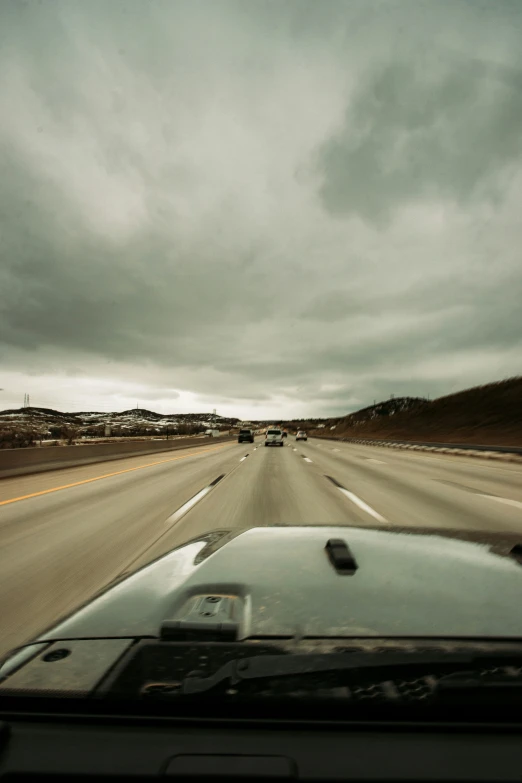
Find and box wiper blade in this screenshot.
[437,670,522,704]
[180,651,480,695]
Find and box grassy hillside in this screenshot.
[315,377,522,446]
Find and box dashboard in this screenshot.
[1,714,522,780]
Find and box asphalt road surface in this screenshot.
[1,437,522,657]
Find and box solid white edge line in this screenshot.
[366,458,386,464]
[478,494,522,510]
[165,486,212,526]
[374,450,522,474]
[338,487,388,523]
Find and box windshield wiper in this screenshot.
[179,650,487,695]
[436,670,522,703]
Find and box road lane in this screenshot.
[296,439,522,532]
[0,440,239,655]
[0,441,234,505]
[1,435,522,658]
[135,438,361,567]
[305,438,522,498]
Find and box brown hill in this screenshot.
[317,377,522,447]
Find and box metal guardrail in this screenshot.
[313,435,522,455]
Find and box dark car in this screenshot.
[238,428,254,443]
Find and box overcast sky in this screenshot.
[1,0,521,419]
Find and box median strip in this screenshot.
[0,444,232,507]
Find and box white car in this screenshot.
[296,431,308,441]
[265,428,284,447]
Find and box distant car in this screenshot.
[282,431,288,438]
[296,431,307,441]
[238,428,254,443]
[265,428,284,447]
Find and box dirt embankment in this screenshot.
[313,377,522,447]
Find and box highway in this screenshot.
[1,437,522,658]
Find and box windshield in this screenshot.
[1,0,522,705]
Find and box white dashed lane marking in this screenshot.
[479,495,522,510]
[325,476,388,524]
[164,475,225,526]
[338,488,387,522]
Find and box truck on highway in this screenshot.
[205,429,220,437]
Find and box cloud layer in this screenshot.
[1,0,521,417]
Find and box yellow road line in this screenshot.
[0,444,232,507]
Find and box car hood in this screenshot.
[33,525,522,643]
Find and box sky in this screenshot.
[1,0,521,419]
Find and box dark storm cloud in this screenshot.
[1,0,521,416]
[317,55,522,224]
